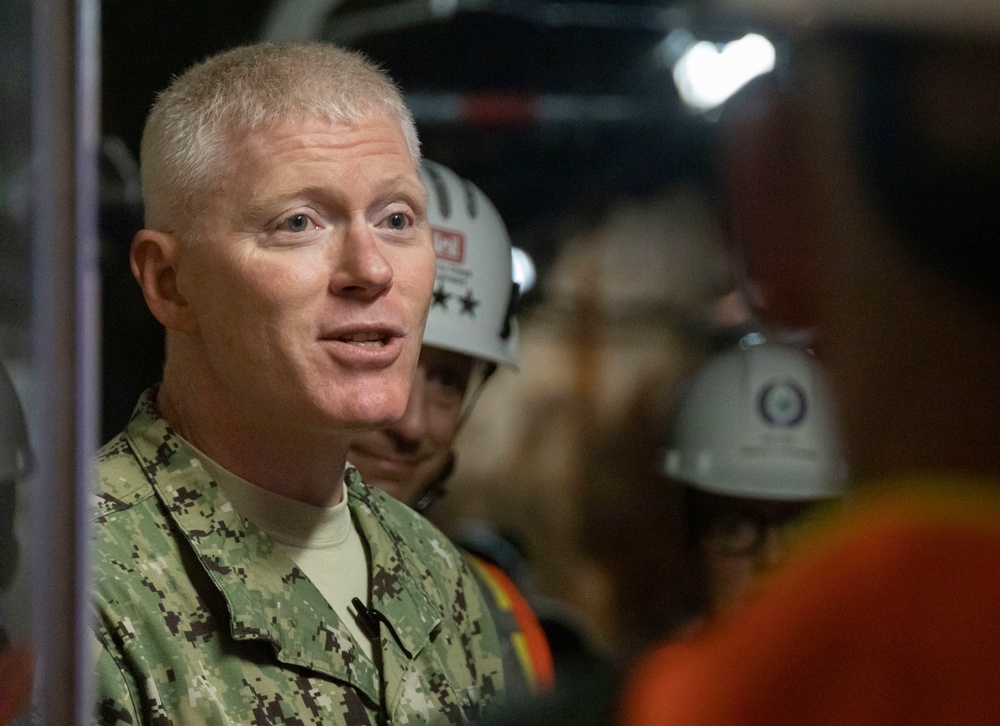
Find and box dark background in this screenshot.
[99,0,725,440]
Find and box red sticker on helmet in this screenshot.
[432,227,465,263]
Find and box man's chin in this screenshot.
[335,404,408,433]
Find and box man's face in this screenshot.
[348,346,478,508]
[174,112,436,439]
[692,491,822,611]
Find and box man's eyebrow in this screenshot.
[241,176,428,224]
[241,188,331,223]
[368,173,428,212]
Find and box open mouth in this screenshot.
[338,331,391,347]
[351,439,425,469]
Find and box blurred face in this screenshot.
[174,112,436,438]
[348,346,478,507]
[692,491,823,611]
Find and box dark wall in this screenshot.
[99,1,275,440]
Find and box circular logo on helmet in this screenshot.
[757,381,807,427]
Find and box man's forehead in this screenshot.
[420,346,476,368]
[237,111,412,158]
[696,490,821,516]
[226,115,424,196]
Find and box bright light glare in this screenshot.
[672,33,776,111]
[511,247,536,295]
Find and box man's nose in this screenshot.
[329,220,393,297]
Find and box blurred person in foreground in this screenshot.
[0,361,33,724]
[91,42,505,726]
[664,337,846,615]
[0,644,32,726]
[618,0,1000,723]
[347,159,554,703]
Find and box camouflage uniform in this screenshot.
[92,390,505,725]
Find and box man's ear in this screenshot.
[717,77,822,334]
[130,230,197,333]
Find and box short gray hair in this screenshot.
[140,42,420,239]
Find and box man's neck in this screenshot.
[156,369,352,508]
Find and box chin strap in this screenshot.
[413,451,456,514]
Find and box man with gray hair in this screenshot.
[92,42,505,725]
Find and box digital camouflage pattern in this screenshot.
[91,389,505,725]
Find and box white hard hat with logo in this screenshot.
[663,339,846,500]
[419,159,519,368]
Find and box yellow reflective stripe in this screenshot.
[470,557,513,611]
[511,632,539,690]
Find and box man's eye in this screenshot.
[279,214,312,232]
[424,379,465,411]
[385,212,409,230]
[424,364,471,392]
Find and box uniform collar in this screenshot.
[123,389,442,699]
[344,466,445,660]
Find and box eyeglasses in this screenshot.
[695,504,815,557]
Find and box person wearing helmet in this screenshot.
[0,361,34,724]
[347,159,518,511]
[617,2,1000,724]
[347,160,554,701]
[664,338,846,612]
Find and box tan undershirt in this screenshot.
[195,453,373,659]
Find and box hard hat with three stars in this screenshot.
[419,159,519,368]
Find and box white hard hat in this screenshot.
[711,0,1000,36]
[663,339,846,500]
[419,160,519,367]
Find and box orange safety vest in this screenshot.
[467,554,555,696]
[618,475,1000,726]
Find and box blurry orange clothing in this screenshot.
[619,475,1000,726]
[0,644,33,725]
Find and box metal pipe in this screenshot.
[30,0,101,722]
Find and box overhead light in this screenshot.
[671,33,776,111]
[511,247,536,295]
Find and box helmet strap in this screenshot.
[414,451,456,513]
[458,359,496,424]
[500,282,521,341]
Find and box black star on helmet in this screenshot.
[432,285,451,310]
[459,290,479,317]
